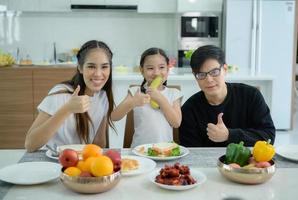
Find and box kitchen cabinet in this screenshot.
[107,0,138,6]
[70,0,137,6]
[0,67,76,148]
[70,0,105,5]
[8,0,70,12]
[39,0,71,12]
[0,0,8,6]
[0,0,7,11]
[0,68,33,149]
[177,0,222,12]
[8,0,40,11]
[138,0,176,13]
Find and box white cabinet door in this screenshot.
[70,0,105,5]
[106,0,138,5]
[0,0,8,6]
[40,0,71,12]
[0,0,8,11]
[177,0,222,12]
[138,0,177,13]
[258,0,295,129]
[224,0,253,75]
[8,0,40,11]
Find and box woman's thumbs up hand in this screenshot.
[66,85,91,113]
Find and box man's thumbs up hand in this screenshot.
[217,112,224,125]
[207,112,229,143]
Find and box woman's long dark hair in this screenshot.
[58,40,115,144]
[139,48,169,93]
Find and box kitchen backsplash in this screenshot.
[0,11,178,67]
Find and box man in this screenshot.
[179,45,275,147]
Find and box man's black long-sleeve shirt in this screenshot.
[179,83,275,147]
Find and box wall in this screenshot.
[0,11,178,67]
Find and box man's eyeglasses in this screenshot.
[193,66,223,80]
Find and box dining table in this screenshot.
[0,147,298,200]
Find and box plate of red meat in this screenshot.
[148,163,206,191]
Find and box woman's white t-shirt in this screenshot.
[37,84,109,147]
[129,86,182,148]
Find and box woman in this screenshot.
[25,40,114,152]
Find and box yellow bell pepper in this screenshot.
[252,139,275,162]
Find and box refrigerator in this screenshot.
[223,0,296,130]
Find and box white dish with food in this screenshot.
[132,142,189,161]
[0,162,61,185]
[148,168,206,191]
[121,155,156,176]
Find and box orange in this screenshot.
[64,167,81,177]
[81,157,98,173]
[90,155,113,177]
[82,144,102,160]
[76,160,85,171]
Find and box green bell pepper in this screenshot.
[225,141,251,167]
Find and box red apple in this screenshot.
[255,161,271,168]
[80,171,93,177]
[105,149,121,171]
[59,149,79,168]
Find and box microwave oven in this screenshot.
[179,12,222,51]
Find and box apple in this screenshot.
[59,149,79,168]
[255,161,271,168]
[80,171,93,177]
[105,149,121,171]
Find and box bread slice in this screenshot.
[121,158,139,172]
[151,143,179,157]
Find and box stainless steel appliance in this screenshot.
[178,12,222,67]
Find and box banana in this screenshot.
[149,75,163,109]
[0,52,15,67]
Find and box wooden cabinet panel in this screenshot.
[0,67,76,148]
[33,68,76,118]
[0,68,33,148]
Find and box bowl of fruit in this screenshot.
[59,144,121,193]
[217,140,276,185]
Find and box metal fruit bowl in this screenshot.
[217,155,275,184]
[60,171,121,194]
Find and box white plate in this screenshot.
[46,149,59,160]
[0,162,61,185]
[148,168,207,191]
[57,144,85,153]
[121,155,156,176]
[132,143,189,161]
[276,145,298,161]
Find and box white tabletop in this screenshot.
[1,149,297,200]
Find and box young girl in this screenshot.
[111,48,182,147]
[25,40,114,152]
